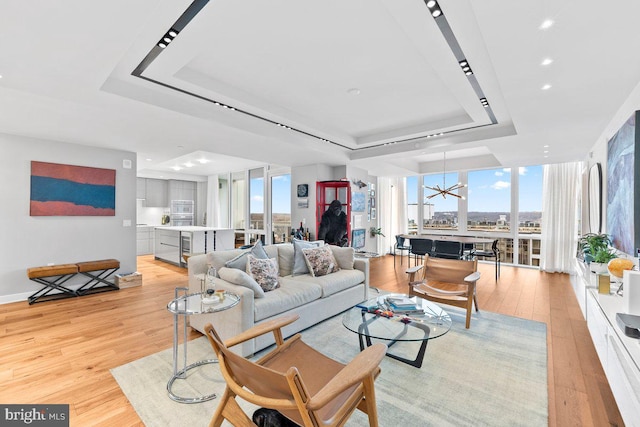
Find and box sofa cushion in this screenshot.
[253,278,322,321]
[291,269,365,297]
[330,246,355,270]
[218,267,265,298]
[302,245,340,277]
[276,243,294,277]
[225,241,268,271]
[292,239,322,275]
[247,255,280,292]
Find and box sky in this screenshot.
[250,174,291,214]
[408,165,543,212]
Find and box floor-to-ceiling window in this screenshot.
[270,173,291,243]
[467,168,511,232]
[517,165,543,266]
[407,176,419,234]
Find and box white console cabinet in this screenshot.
[572,259,640,426]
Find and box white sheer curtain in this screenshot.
[540,161,583,273]
[378,177,407,254]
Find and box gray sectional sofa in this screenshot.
[187,242,369,356]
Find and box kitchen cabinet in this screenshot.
[136,226,154,255]
[146,179,168,207]
[154,227,235,267]
[169,180,196,203]
[136,178,146,199]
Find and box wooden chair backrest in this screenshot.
[423,256,477,283]
[205,325,293,403]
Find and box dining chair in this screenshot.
[474,239,501,280]
[432,240,463,259]
[409,238,433,267]
[393,235,411,268]
[204,314,386,427]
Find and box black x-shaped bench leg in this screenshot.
[28,274,77,304]
[76,267,120,296]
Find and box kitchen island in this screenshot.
[154,227,234,267]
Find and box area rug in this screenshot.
[111,307,547,426]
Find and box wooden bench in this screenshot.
[26,259,120,304]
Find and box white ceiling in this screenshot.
[1,0,640,179]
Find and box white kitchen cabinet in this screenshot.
[136,226,153,255]
[146,179,168,207]
[154,229,181,265]
[169,179,196,203]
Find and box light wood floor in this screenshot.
[0,254,623,426]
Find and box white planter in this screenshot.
[590,262,609,274]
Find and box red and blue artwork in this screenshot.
[30,161,116,216]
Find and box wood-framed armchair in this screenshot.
[204,314,387,427]
[406,255,481,328]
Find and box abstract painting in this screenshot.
[30,161,116,216]
[352,192,365,212]
[606,111,638,255]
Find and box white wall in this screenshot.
[0,133,137,303]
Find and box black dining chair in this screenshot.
[474,239,501,280]
[409,238,433,267]
[432,240,463,260]
[462,243,476,260]
[393,235,411,268]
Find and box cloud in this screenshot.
[252,195,264,202]
[494,171,504,177]
[491,181,511,190]
[519,167,527,175]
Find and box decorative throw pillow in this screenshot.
[302,245,341,277]
[247,255,280,292]
[225,240,269,271]
[329,246,355,270]
[292,239,322,275]
[218,267,265,298]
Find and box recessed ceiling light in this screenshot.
[426,0,436,7]
[163,37,171,43]
[541,84,552,90]
[158,42,167,49]
[347,88,361,95]
[544,150,549,154]
[184,162,194,168]
[146,158,152,161]
[541,58,553,66]
[168,30,177,37]
[543,145,549,148]
[539,19,554,30]
[171,166,182,171]
[197,158,210,164]
[432,9,442,17]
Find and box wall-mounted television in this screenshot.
[606,110,640,256]
[351,228,366,250]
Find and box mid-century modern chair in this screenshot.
[406,256,481,328]
[474,239,501,280]
[204,314,386,427]
[393,235,411,268]
[431,240,463,259]
[409,238,433,267]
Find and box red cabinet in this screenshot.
[316,181,351,246]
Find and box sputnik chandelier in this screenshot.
[424,152,467,199]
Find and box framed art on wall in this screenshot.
[30,161,116,216]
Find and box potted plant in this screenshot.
[590,247,618,274]
[578,233,612,264]
[369,227,385,238]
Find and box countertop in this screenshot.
[154,226,233,232]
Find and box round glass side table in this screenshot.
[166,287,239,403]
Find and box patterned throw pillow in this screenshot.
[247,255,280,292]
[302,245,341,277]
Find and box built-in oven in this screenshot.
[171,200,194,226]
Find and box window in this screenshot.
[467,168,511,232]
[423,173,460,231]
[271,174,291,243]
[249,168,265,231]
[518,166,543,234]
[231,171,245,230]
[407,176,418,234]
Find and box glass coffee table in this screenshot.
[342,294,451,368]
